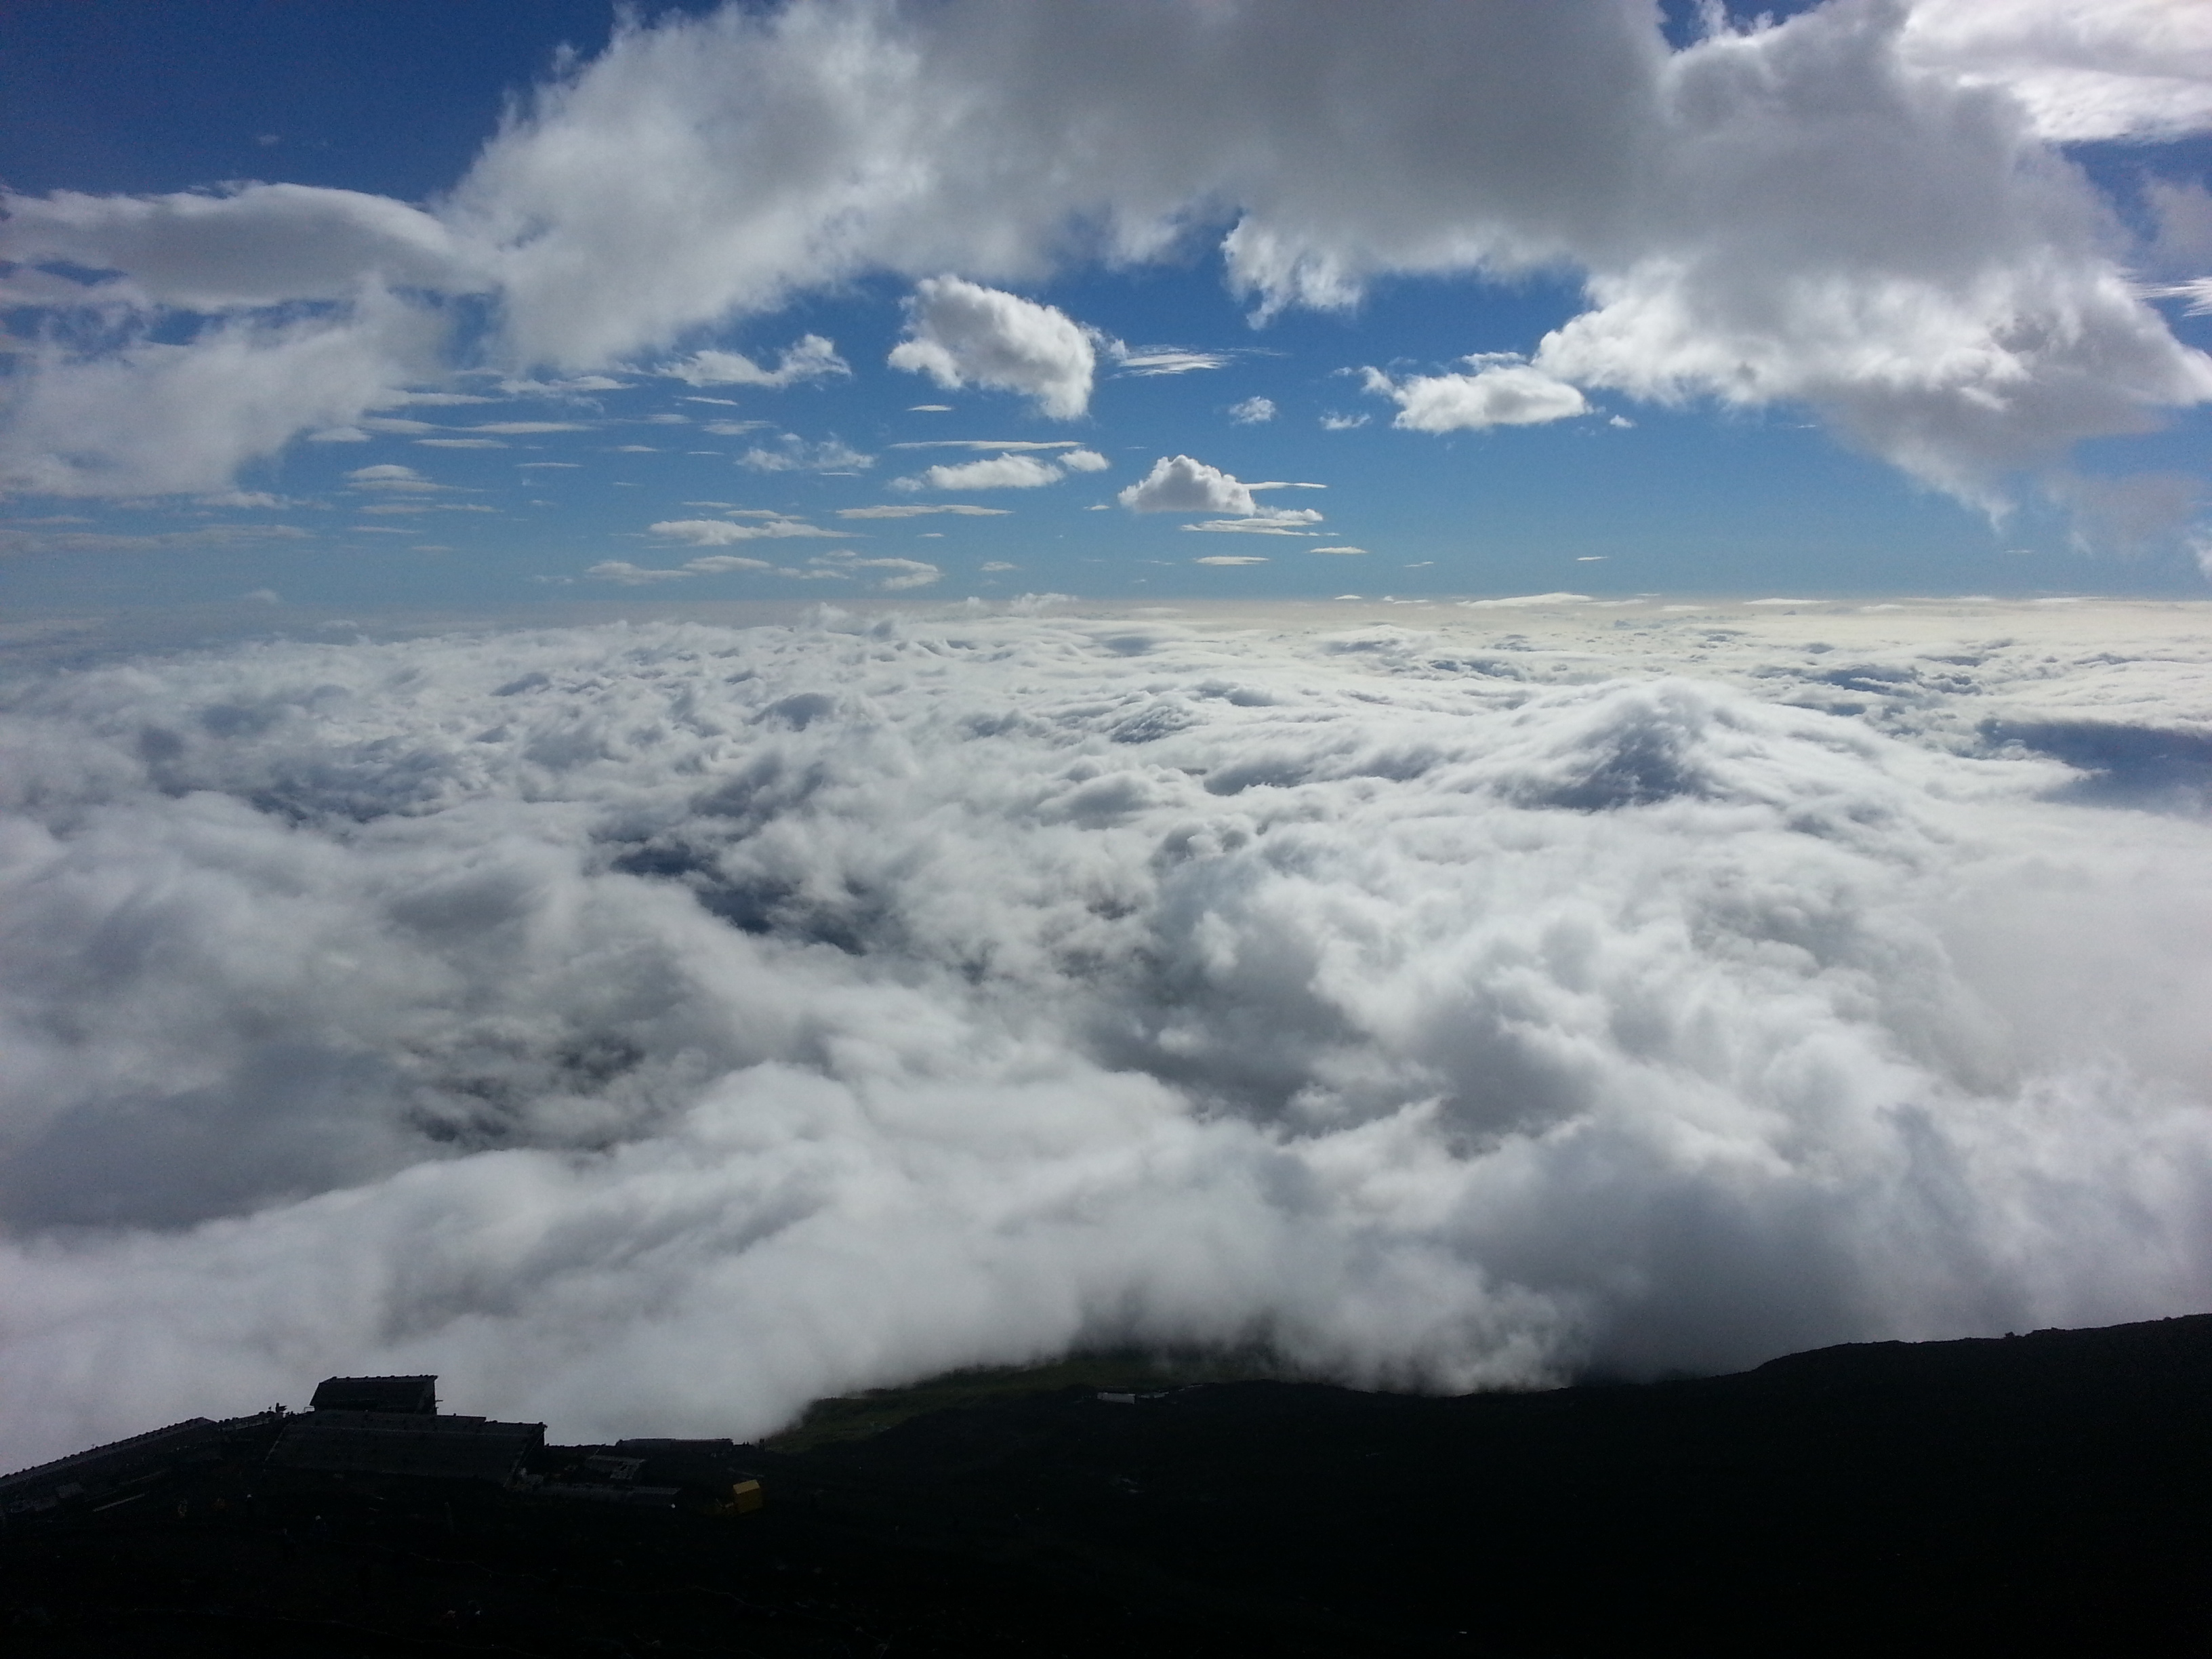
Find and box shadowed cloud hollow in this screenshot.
[2,606,2211,1465]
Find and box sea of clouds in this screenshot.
[4,600,2211,1465]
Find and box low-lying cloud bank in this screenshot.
[3,607,2211,1465]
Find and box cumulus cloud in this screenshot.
[661,333,851,388]
[3,0,2209,505]
[6,610,2211,1461]
[1363,358,1591,431]
[899,454,1065,491]
[1229,396,1277,424]
[888,277,1098,418]
[895,448,1105,491]
[1119,455,1258,516]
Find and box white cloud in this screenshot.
[1320,413,1370,431]
[5,0,2209,504]
[683,554,775,573]
[888,277,1097,419]
[1900,0,2212,142]
[1059,449,1109,472]
[661,333,850,388]
[1229,396,1277,424]
[468,421,590,435]
[899,453,1066,491]
[1311,545,1368,555]
[1192,554,1268,565]
[584,559,695,583]
[500,374,631,395]
[648,517,841,545]
[1183,510,1326,536]
[0,182,485,310]
[1458,592,1593,609]
[1118,455,1258,515]
[416,437,508,449]
[736,435,873,472]
[1,289,445,496]
[852,556,941,590]
[1111,344,1232,376]
[1364,359,1591,432]
[890,439,1087,452]
[837,504,1012,519]
[345,463,436,489]
[5,613,2212,1464]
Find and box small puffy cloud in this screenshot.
[1193,553,1267,565]
[909,403,953,412]
[888,277,1097,419]
[1059,449,1109,472]
[703,420,771,436]
[1363,359,1589,432]
[979,560,1017,571]
[1118,455,1257,515]
[899,453,1065,491]
[662,334,849,388]
[1229,396,1277,424]
[1320,413,1370,431]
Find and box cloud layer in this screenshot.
[3,0,2205,501]
[3,605,2211,1465]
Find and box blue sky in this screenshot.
[5,0,2211,609]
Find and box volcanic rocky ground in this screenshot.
[3,1313,2211,1656]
